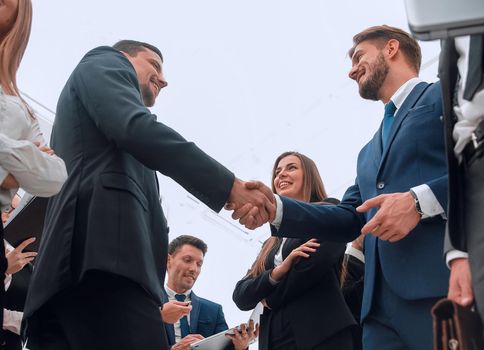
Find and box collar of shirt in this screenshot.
[165,285,192,301]
[389,77,423,112]
[273,237,287,267]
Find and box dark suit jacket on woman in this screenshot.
[233,237,355,350]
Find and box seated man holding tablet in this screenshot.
[161,235,258,350]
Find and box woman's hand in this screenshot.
[0,174,18,189]
[226,319,259,350]
[270,238,319,282]
[33,142,55,156]
[6,237,37,274]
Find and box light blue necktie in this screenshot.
[382,101,397,149]
[175,294,190,338]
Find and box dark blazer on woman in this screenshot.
[233,237,355,350]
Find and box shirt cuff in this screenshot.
[270,195,283,230]
[410,184,445,219]
[445,249,469,269]
[3,309,22,335]
[4,274,11,291]
[345,245,365,263]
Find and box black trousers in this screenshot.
[26,270,168,350]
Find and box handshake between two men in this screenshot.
[226,178,423,244]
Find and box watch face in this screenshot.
[409,190,423,216]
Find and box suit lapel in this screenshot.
[379,82,430,170]
[190,292,201,334]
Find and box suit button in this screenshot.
[377,181,385,189]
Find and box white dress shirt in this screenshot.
[165,286,192,343]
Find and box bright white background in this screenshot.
[19,1,441,347]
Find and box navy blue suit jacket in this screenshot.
[272,81,449,322]
[163,290,229,348]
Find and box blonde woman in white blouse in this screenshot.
[0,1,66,347]
[0,0,67,210]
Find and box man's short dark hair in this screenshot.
[348,25,421,74]
[168,235,208,256]
[113,40,163,62]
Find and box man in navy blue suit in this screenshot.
[232,25,466,350]
[161,235,257,350]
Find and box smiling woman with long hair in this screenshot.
[233,151,356,350]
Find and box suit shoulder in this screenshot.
[198,296,223,310]
[424,80,442,97]
[76,46,133,74]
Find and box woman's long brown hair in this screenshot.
[0,0,33,111]
[246,152,328,278]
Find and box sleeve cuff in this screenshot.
[270,195,283,230]
[345,245,365,263]
[411,184,446,219]
[445,249,469,269]
[4,274,11,291]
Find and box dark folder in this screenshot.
[3,194,48,251]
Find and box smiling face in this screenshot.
[124,48,167,107]
[167,244,204,294]
[348,40,389,101]
[0,0,19,39]
[273,155,305,201]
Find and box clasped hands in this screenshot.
[225,178,276,229]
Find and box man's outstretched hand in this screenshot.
[357,192,421,242]
[225,179,275,230]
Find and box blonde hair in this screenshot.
[0,0,33,96]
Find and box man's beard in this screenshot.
[141,84,156,107]
[359,52,389,101]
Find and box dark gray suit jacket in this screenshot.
[23,46,235,320]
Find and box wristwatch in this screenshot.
[409,189,424,217]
